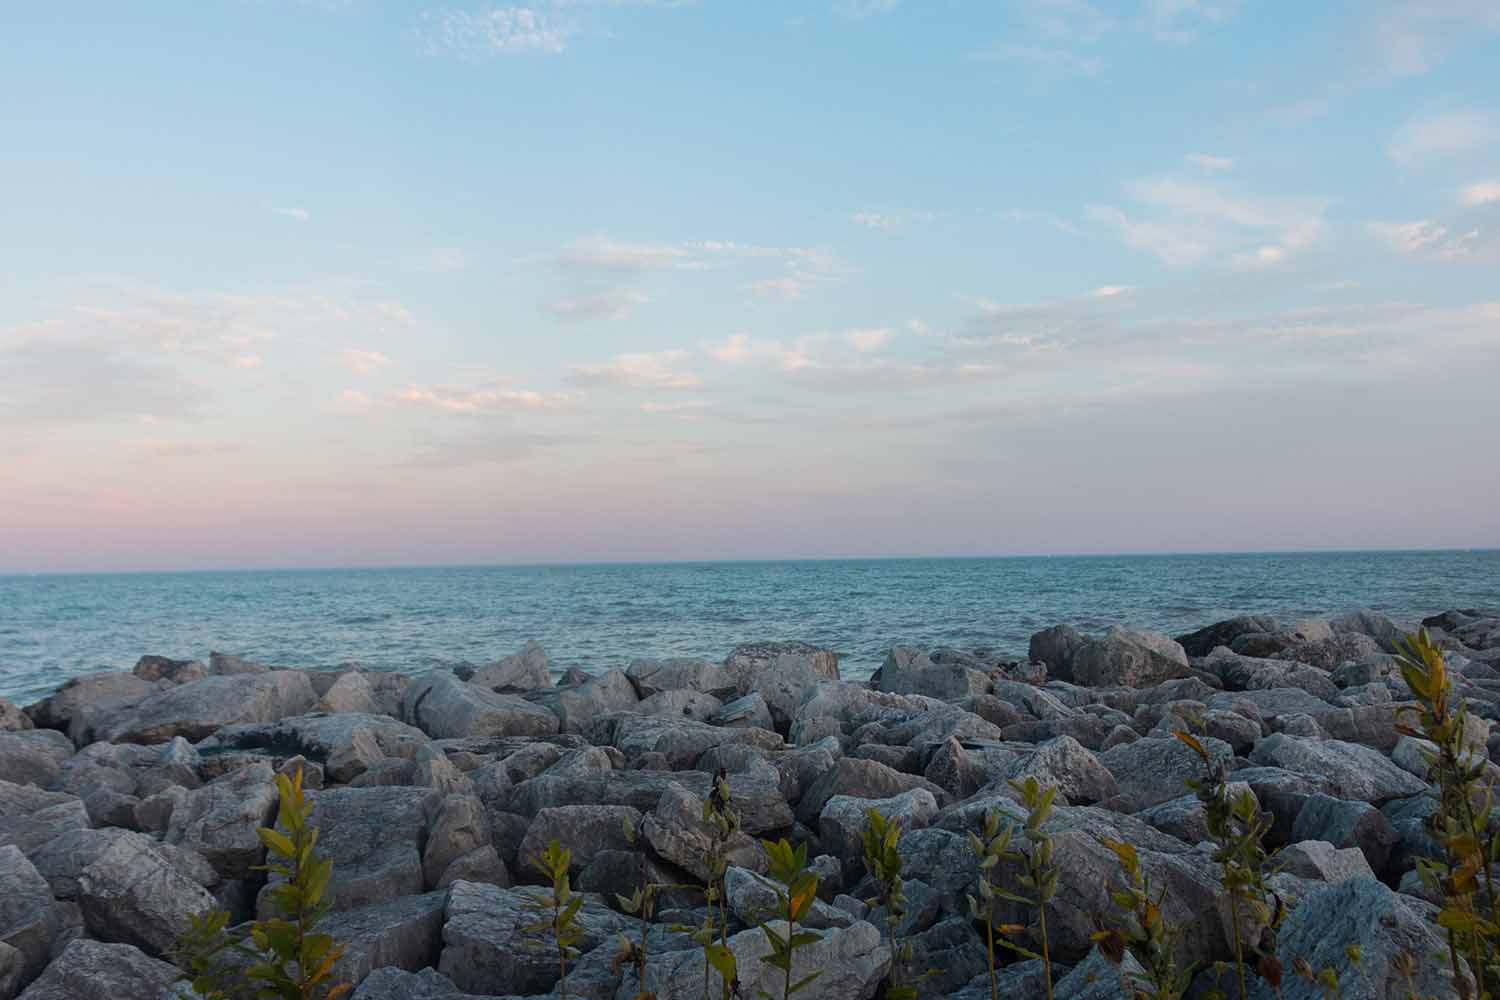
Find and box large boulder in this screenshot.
[75,834,215,955]
[634,919,888,1000]
[0,847,53,989]
[13,939,179,1000]
[1005,735,1118,806]
[642,783,768,881]
[322,890,449,988]
[468,640,551,692]
[0,731,72,789]
[25,827,213,901]
[422,795,491,887]
[1292,794,1400,875]
[516,805,639,876]
[1099,735,1234,809]
[1175,615,1280,658]
[1330,609,1403,651]
[25,672,158,738]
[505,767,792,835]
[401,674,559,740]
[0,782,89,855]
[627,657,737,699]
[797,757,945,824]
[1028,626,1087,676]
[724,642,840,694]
[584,713,782,770]
[873,647,989,702]
[524,670,640,733]
[437,879,629,996]
[164,761,279,880]
[89,672,317,745]
[198,713,429,783]
[1248,735,1427,804]
[289,785,437,912]
[0,698,31,733]
[819,787,938,862]
[1068,628,1192,688]
[1201,648,1339,700]
[1266,877,1464,999]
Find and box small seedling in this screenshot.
[756,838,823,1000]
[524,839,584,999]
[860,808,933,1000]
[1095,837,1189,1000]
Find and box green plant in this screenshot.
[860,807,931,1000]
[694,769,741,1000]
[756,838,823,1000]
[967,778,1061,1000]
[1176,730,1282,1000]
[615,815,694,1000]
[1395,626,1500,997]
[174,768,349,1000]
[1095,838,1189,1000]
[524,839,584,999]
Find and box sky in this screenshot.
[1,1,1498,573]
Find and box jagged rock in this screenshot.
[635,919,888,1000]
[1277,840,1374,882]
[1029,625,1088,675]
[1066,627,1191,689]
[819,787,938,861]
[798,757,946,824]
[401,674,559,740]
[1266,877,1464,999]
[1099,735,1234,809]
[1137,783,1250,844]
[506,766,792,834]
[1055,944,1147,999]
[437,844,511,889]
[0,731,72,789]
[1207,687,1338,721]
[26,672,158,738]
[516,805,639,877]
[0,784,89,855]
[584,713,782,770]
[164,761,278,880]
[412,745,475,797]
[317,671,381,714]
[12,938,179,1000]
[0,847,53,989]
[751,654,851,730]
[626,657,737,699]
[350,966,487,1000]
[724,866,854,930]
[469,640,552,692]
[0,699,31,734]
[524,670,639,733]
[422,795,491,887]
[76,834,215,955]
[723,641,840,694]
[133,786,188,834]
[290,785,437,912]
[437,879,629,995]
[1290,795,1400,874]
[131,655,207,685]
[1006,735,1118,806]
[1330,609,1403,651]
[1201,648,1339,700]
[904,916,990,994]
[641,784,767,881]
[712,693,776,731]
[90,672,317,745]
[200,711,430,782]
[635,689,724,723]
[27,827,212,900]
[1176,616,1281,658]
[1248,734,1426,804]
[874,647,989,702]
[323,890,448,987]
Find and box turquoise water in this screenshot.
[1,551,1497,704]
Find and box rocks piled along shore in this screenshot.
[2,608,1499,999]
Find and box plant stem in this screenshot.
[1228,891,1247,1000]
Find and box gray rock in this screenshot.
[0,699,31,734]
[1248,734,1426,803]
[874,647,989,702]
[1055,944,1145,999]
[1292,794,1400,875]
[1099,735,1233,808]
[0,787,89,855]
[296,785,437,911]
[437,844,511,889]
[584,713,782,770]
[626,657,737,699]
[25,672,158,738]
[1206,688,1338,720]
[0,940,19,1000]
[164,762,278,880]
[201,712,429,783]
[1029,625,1088,675]
[712,692,776,731]
[1330,609,1403,651]
[1006,735,1118,806]
[92,672,317,745]
[819,787,938,862]
[131,655,207,685]
[0,847,53,990]
[1276,840,1374,882]
[423,795,491,887]
[505,767,792,834]
[208,651,273,675]
[798,756,945,824]
[1266,877,1464,999]
[1067,627,1191,689]
[317,671,381,715]
[75,834,215,956]
[1136,783,1251,844]
[13,939,178,1000]
[133,786,188,834]
[634,689,724,723]
[413,745,476,797]
[524,670,639,733]
[437,879,629,995]
[1201,648,1339,701]
[469,640,552,692]
[516,805,639,876]
[724,865,854,930]
[635,919,888,1000]
[26,827,208,900]
[723,641,840,693]
[1175,616,1281,658]
[350,966,488,1000]
[642,783,768,881]
[403,674,560,740]
[323,890,448,988]
[0,731,72,789]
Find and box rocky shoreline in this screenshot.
[3,607,1500,999]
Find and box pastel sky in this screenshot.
[3,1,1499,572]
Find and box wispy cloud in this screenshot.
[1185,153,1233,171]
[403,247,469,273]
[556,237,698,272]
[1367,218,1491,259]
[1362,0,1500,78]
[544,287,652,322]
[425,6,575,56]
[967,43,1103,79]
[343,350,391,376]
[569,350,699,389]
[843,327,894,352]
[396,383,572,412]
[270,205,311,222]
[1389,109,1495,165]
[1459,179,1500,207]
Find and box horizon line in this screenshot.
[2,544,1497,580]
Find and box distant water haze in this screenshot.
[2,550,1497,703]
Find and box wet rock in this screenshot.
[13,938,179,1000]
[401,674,560,740]
[469,640,552,692]
[91,672,317,745]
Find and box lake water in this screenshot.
[2,550,1497,703]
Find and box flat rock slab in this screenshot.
[90,672,317,745]
[402,674,560,740]
[324,890,449,987]
[1248,734,1427,803]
